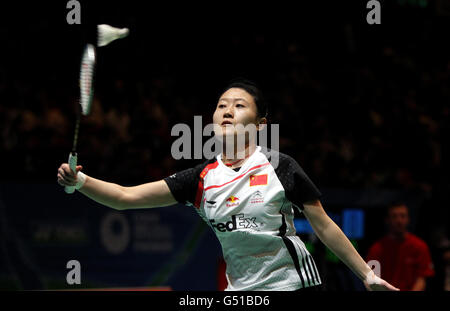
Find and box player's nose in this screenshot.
[224,106,234,117]
[222,111,234,121]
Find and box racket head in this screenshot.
[79,44,96,116]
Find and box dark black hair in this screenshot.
[388,201,408,209]
[222,78,269,119]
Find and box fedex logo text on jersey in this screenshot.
[209,214,258,232]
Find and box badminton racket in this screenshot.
[65,43,96,194]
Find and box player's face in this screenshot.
[386,205,409,235]
[213,88,260,137]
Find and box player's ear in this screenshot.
[257,117,267,131]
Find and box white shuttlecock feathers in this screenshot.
[97,24,129,47]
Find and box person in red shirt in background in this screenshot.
[366,202,435,291]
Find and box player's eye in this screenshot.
[218,104,226,108]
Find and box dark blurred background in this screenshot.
[0,0,449,290]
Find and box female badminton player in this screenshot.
[57,79,399,291]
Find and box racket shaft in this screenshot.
[64,153,78,194]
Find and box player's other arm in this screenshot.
[57,163,176,210]
[302,199,400,291]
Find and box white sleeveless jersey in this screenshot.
[164,146,322,291]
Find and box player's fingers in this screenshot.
[58,167,67,178]
[61,164,77,177]
[58,178,74,187]
[65,175,76,183]
[375,278,399,291]
[76,165,83,172]
[60,163,74,175]
[58,168,76,182]
[58,168,66,178]
[57,173,76,186]
[384,281,400,291]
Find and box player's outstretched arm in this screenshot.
[302,199,400,291]
[57,163,177,210]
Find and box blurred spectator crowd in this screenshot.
[1,30,449,192]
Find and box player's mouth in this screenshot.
[221,121,234,126]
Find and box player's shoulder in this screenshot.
[192,157,219,176]
[193,157,219,169]
[259,146,303,171]
[167,158,217,181]
[259,146,290,160]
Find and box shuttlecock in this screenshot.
[97,24,129,47]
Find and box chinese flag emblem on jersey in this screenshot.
[250,174,268,186]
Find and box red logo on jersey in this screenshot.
[226,196,239,202]
[249,174,268,186]
[226,196,239,207]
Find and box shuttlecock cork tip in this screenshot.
[118,28,129,38]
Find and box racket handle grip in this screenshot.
[64,152,78,194]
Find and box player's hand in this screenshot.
[364,271,400,291]
[57,163,83,187]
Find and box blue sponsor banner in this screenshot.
[0,184,222,290]
[293,219,314,234]
[342,209,364,240]
[295,209,364,240]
